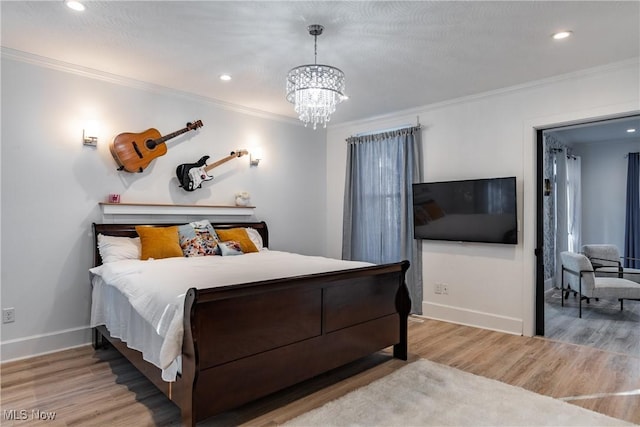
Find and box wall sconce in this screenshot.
[250,149,262,167]
[83,129,98,146]
[82,118,99,148]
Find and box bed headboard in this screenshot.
[92,221,269,267]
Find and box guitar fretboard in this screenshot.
[157,126,192,144]
[151,120,203,147]
[204,150,248,172]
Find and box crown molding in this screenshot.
[331,58,640,131]
[0,47,301,126]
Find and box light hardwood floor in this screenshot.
[2,318,639,426]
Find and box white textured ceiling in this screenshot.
[1,1,639,125]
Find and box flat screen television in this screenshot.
[412,176,517,244]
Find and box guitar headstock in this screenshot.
[233,149,249,157]
[186,120,204,130]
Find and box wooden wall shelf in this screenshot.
[99,202,255,216]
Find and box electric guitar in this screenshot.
[176,149,249,191]
[110,120,203,173]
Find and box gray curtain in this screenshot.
[542,133,566,287]
[342,126,423,314]
[624,152,640,268]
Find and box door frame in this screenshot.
[535,129,545,336]
[534,113,640,336]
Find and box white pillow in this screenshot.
[244,227,264,250]
[97,234,141,263]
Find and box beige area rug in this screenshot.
[284,359,634,426]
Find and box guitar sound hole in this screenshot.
[145,139,157,150]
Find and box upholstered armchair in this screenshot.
[560,251,640,318]
[581,244,640,284]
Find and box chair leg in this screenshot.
[579,295,582,318]
[620,299,624,311]
[565,290,577,299]
[579,280,582,318]
[561,269,565,307]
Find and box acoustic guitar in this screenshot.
[176,149,249,191]
[110,120,203,173]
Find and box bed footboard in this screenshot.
[173,261,410,426]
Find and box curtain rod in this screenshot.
[350,115,421,140]
[350,124,420,139]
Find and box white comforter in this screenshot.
[90,250,372,381]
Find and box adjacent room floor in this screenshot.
[544,287,640,357]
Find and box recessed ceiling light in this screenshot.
[65,1,85,11]
[627,128,637,133]
[552,31,573,40]
[219,74,232,81]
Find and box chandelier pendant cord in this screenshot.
[314,33,318,64]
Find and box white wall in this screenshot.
[326,60,640,336]
[2,53,639,362]
[573,138,640,251]
[0,53,326,360]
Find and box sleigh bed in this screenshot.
[91,221,410,426]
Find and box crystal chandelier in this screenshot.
[286,24,346,130]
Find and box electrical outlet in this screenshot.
[442,284,449,295]
[2,308,15,324]
[434,284,442,294]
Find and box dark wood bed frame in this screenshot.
[92,221,411,426]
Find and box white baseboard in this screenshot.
[1,326,92,363]
[2,304,523,362]
[421,301,523,335]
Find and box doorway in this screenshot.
[535,114,640,355]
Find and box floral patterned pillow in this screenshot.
[218,240,244,256]
[178,220,220,257]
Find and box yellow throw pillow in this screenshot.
[135,226,183,260]
[215,228,258,253]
